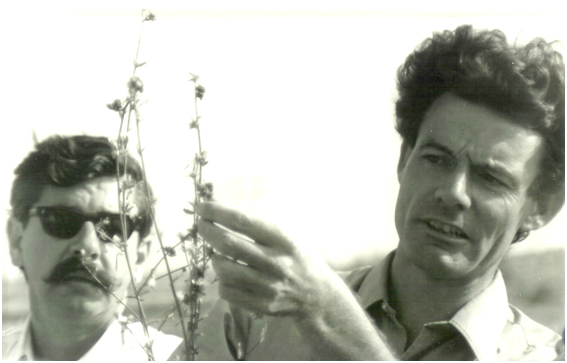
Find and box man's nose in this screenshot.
[434,169,472,211]
[70,222,101,260]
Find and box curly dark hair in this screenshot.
[10,135,152,238]
[395,25,565,243]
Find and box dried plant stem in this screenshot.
[138,240,185,292]
[116,119,154,359]
[132,105,192,356]
[182,77,212,360]
[109,10,159,360]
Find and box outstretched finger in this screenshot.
[197,218,275,270]
[196,201,293,251]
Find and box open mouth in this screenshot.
[425,220,467,239]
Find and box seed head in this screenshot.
[128,76,144,94]
[106,99,123,112]
[197,182,214,201]
[144,12,156,22]
[195,85,205,100]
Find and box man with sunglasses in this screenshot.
[3,135,181,360]
[176,25,565,360]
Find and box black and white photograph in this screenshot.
[2,1,564,360]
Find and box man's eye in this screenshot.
[424,154,443,164]
[480,172,504,186]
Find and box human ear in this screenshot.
[520,190,564,232]
[397,142,413,182]
[7,216,24,267]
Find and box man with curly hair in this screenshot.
[186,25,565,360]
[2,136,181,360]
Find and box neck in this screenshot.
[389,251,496,347]
[29,296,115,360]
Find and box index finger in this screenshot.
[196,201,291,249]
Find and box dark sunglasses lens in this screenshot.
[98,215,135,241]
[41,209,84,239]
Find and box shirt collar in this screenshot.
[12,316,127,361]
[79,319,125,361]
[357,251,395,309]
[14,316,35,361]
[356,251,509,361]
[448,270,509,361]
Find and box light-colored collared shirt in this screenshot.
[192,251,562,360]
[2,316,182,361]
[353,252,561,360]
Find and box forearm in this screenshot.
[292,273,396,361]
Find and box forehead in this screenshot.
[418,93,544,168]
[34,177,122,212]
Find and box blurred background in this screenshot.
[2,2,564,337]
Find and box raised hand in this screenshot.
[196,201,395,360]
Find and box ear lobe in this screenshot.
[397,142,413,182]
[520,190,565,232]
[7,216,24,267]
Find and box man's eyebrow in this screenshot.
[419,141,454,156]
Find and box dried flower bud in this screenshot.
[205,245,215,257]
[192,267,205,279]
[195,151,208,166]
[182,292,191,305]
[128,76,144,94]
[189,278,205,297]
[189,224,199,239]
[197,182,214,201]
[164,246,177,257]
[195,85,205,100]
[189,116,200,130]
[106,99,123,112]
[188,73,200,83]
[144,12,156,22]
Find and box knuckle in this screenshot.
[272,256,294,276]
[235,212,251,232]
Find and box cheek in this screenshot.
[20,228,63,278]
[394,187,411,237]
[471,198,523,263]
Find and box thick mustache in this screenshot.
[44,256,115,291]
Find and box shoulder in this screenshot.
[497,304,562,361]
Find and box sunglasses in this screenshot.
[28,206,140,241]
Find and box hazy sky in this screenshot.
[2,3,564,278]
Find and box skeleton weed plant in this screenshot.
[177,73,214,360]
[104,9,188,360]
[105,10,215,361]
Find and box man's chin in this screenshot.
[408,248,472,281]
[49,286,124,318]
[48,281,121,310]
